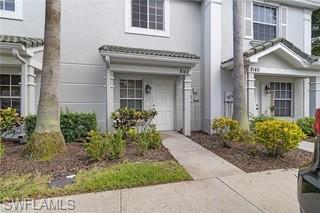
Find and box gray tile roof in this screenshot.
[222,38,318,65]
[99,45,200,59]
[0,35,44,48]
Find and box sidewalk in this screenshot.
[299,141,315,152]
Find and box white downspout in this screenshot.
[12,49,28,116]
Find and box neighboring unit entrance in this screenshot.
[152,79,175,131]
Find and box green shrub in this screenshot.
[25,111,97,143]
[0,108,22,134]
[255,119,306,157]
[250,114,275,132]
[137,131,150,155]
[297,117,315,137]
[85,130,125,161]
[109,130,126,160]
[85,130,111,161]
[145,125,162,149]
[111,107,157,132]
[212,118,244,147]
[0,139,4,158]
[24,132,66,161]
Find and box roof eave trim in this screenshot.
[100,50,200,66]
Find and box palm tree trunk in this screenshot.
[232,0,249,130]
[25,0,65,160]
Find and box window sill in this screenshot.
[125,26,170,38]
[0,11,23,20]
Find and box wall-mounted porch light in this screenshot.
[145,85,152,94]
[265,83,272,94]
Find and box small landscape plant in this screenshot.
[0,107,22,134]
[296,117,315,137]
[85,130,125,161]
[0,139,4,159]
[212,117,248,147]
[255,119,306,157]
[85,130,111,161]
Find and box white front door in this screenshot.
[152,79,174,131]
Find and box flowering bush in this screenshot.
[255,119,306,157]
[212,118,248,147]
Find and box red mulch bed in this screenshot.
[190,131,313,173]
[0,141,173,178]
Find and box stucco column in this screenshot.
[202,0,222,133]
[247,72,256,116]
[20,63,28,116]
[310,77,320,115]
[27,66,36,114]
[105,58,114,132]
[182,68,192,136]
[176,76,183,131]
[303,78,310,117]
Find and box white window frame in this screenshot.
[252,2,279,41]
[0,74,21,114]
[0,0,23,20]
[119,79,144,111]
[270,82,293,117]
[125,0,170,37]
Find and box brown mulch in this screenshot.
[0,141,173,178]
[190,131,313,173]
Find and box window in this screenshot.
[120,79,143,111]
[270,82,292,117]
[132,0,164,30]
[253,3,278,41]
[0,0,22,19]
[0,0,15,11]
[0,74,21,114]
[125,0,170,37]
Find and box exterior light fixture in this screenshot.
[145,85,152,94]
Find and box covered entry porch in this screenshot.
[99,45,200,136]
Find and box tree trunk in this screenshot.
[232,0,249,130]
[25,0,65,160]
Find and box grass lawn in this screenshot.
[0,160,191,201]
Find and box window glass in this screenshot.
[270,82,292,117]
[253,4,277,41]
[120,79,143,111]
[0,74,21,114]
[132,0,164,31]
[0,0,15,11]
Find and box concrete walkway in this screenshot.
[162,132,244,179]
[0,132,302,213]
[299,140,315,152]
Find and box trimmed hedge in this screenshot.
[25,111,97,143]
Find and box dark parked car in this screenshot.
[297,109,320,213]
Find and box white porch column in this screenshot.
[27,66,36,114]
[176,76,183,131]
[310,77,320,115]
[182,69,192,136]
[247,72,256,116]
[303,78,310,117]
[20,63,28,116]
[202,0,222,133]
[105,55,114,132]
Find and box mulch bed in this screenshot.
[190,131,313,173]
[0,140,173,178]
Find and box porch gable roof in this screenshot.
[221,38,318,68]
[99,45,200,60]
[0,35,44,48]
